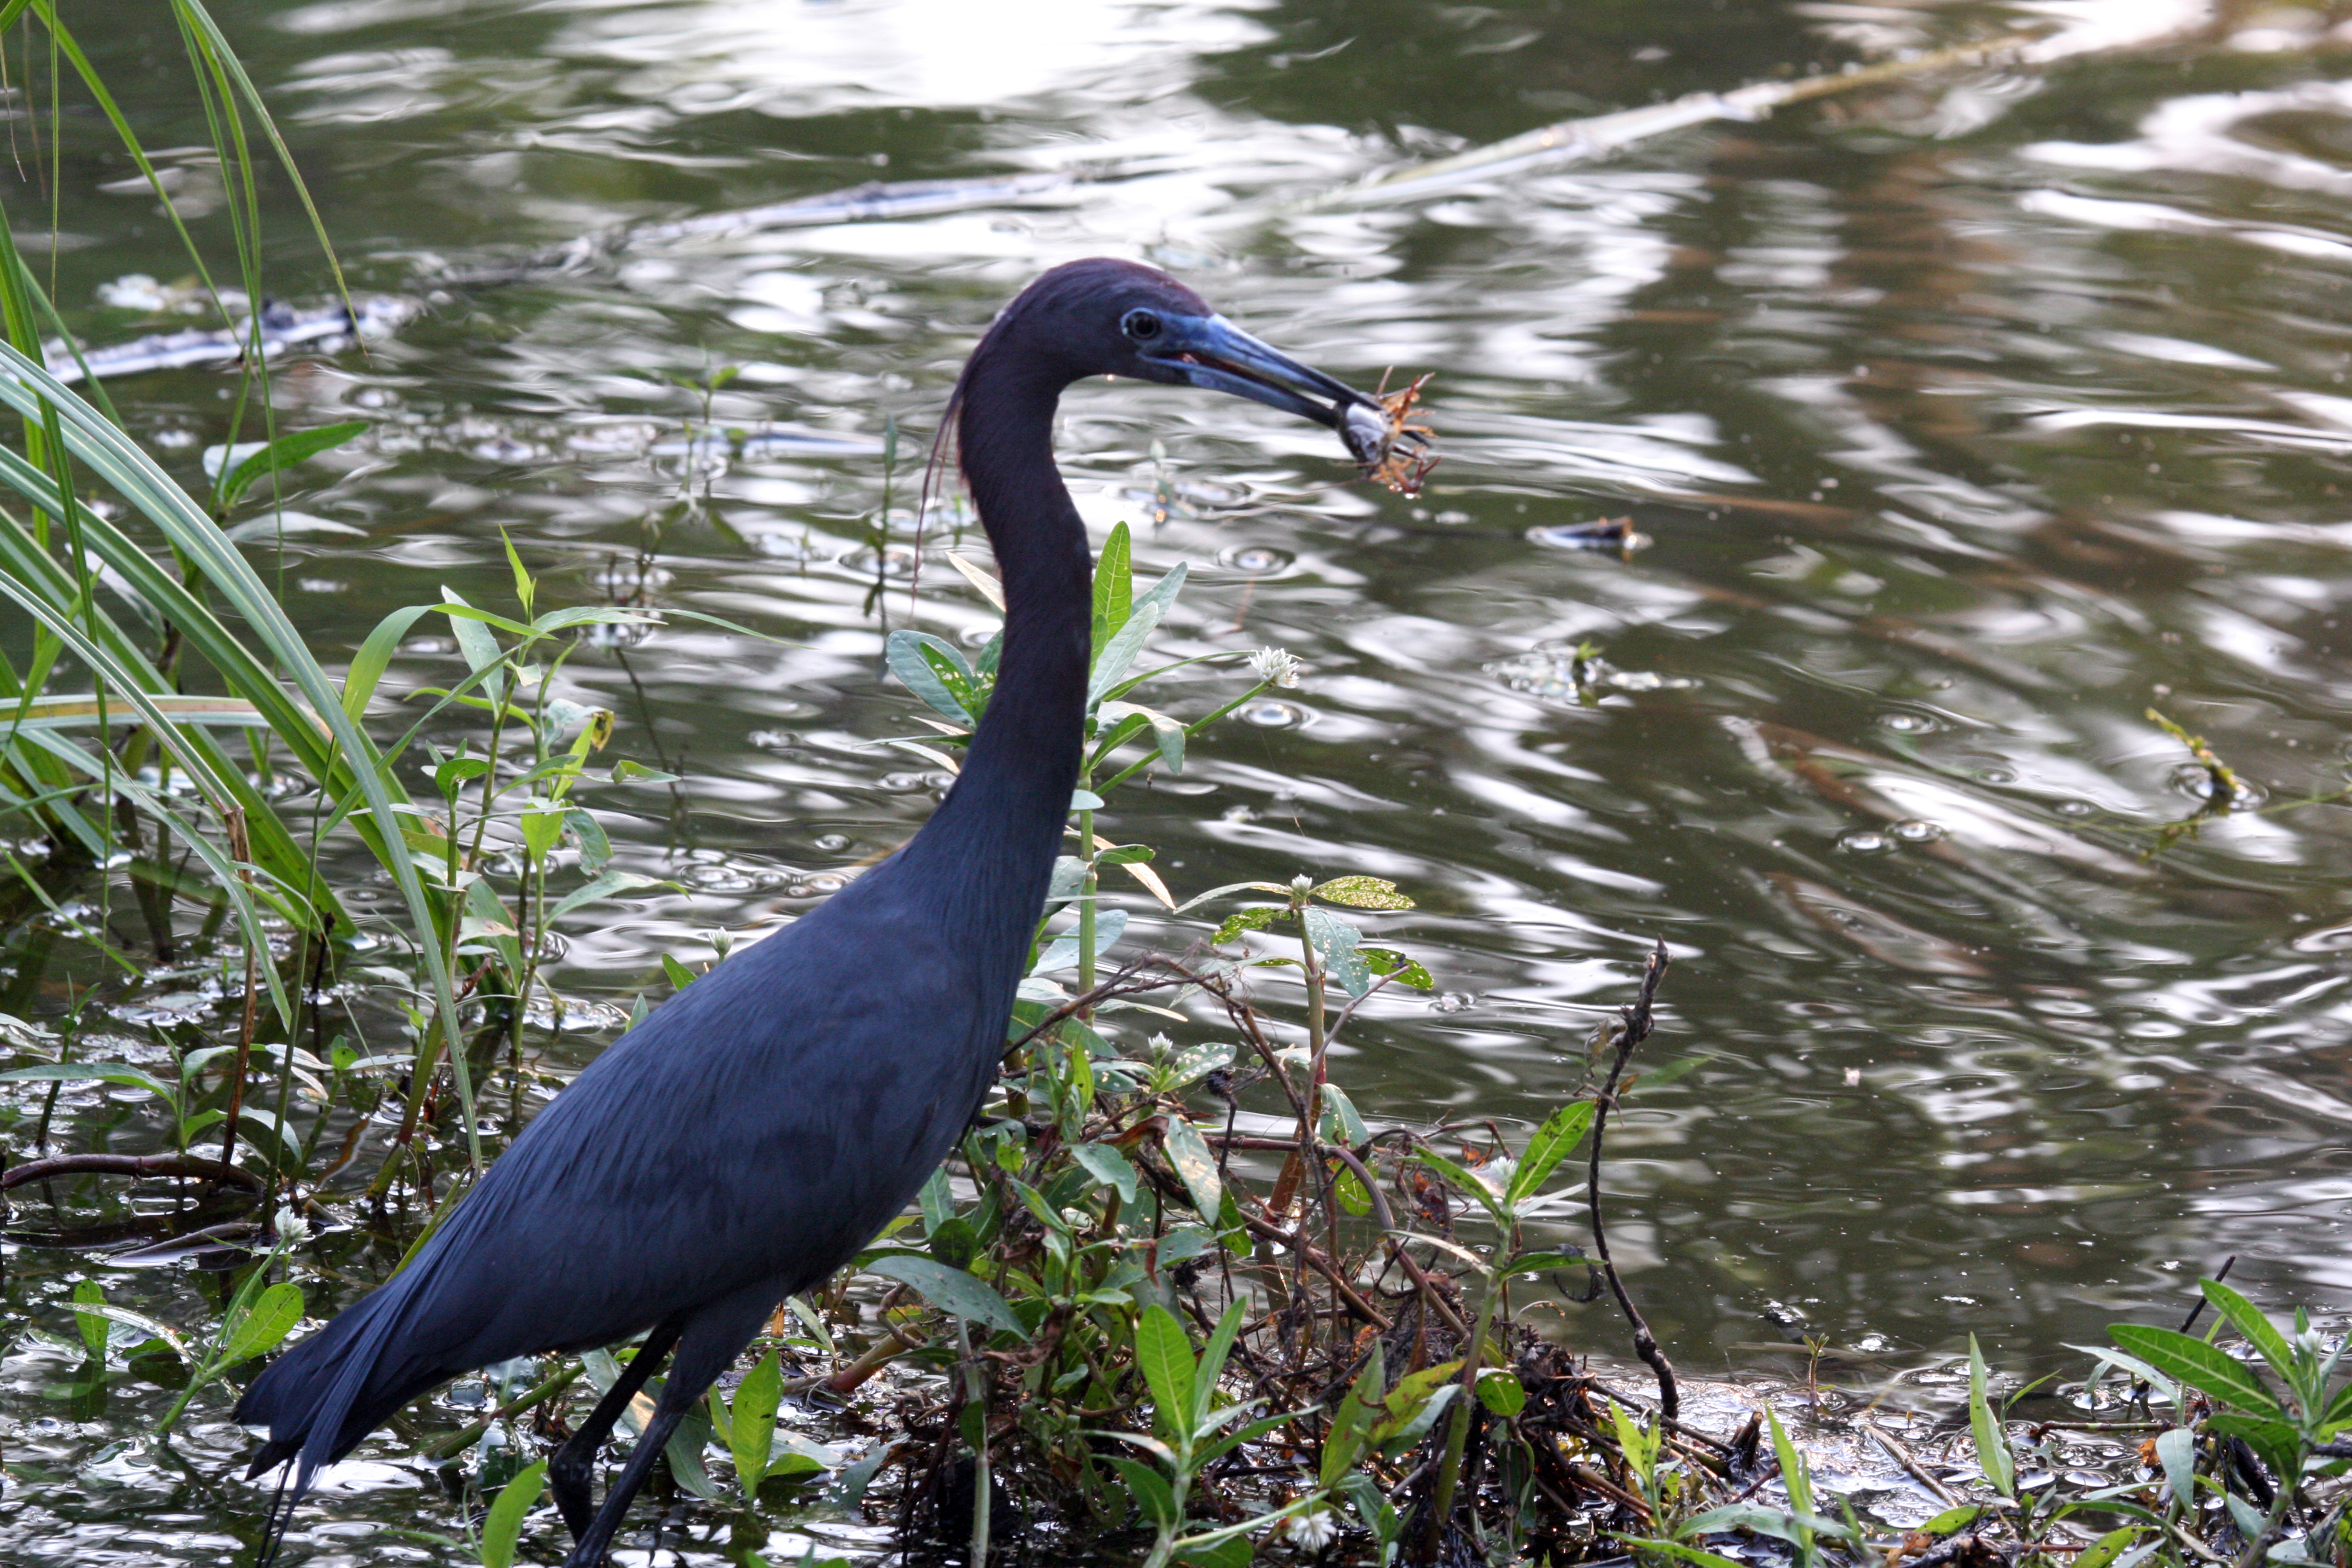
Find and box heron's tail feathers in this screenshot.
[234,1272,439,1560]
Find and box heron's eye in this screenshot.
[1122,309,1163,342]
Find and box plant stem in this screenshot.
[1423,1263,1501,1561]
[1076,802,1097,998]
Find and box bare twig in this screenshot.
[1587,938,1678,1419]
[2,1151,265,1193]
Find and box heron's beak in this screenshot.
[1148,315,1390,468]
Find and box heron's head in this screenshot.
[972,257,1391,467]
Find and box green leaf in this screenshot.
[1191,1296,1248,1429]
[883,630,978,725]
[479,1458,546,1568]
[863,1253,1028,1339]
[1178,1534,1252,1568]
[1311,875,1414,910]
[71,1279,108,1360]
[1476,1368,1527,1416]
[661,953,696,991]
[2324,1379,2352,1434]
[1319,1081,1371,1146]
[1086,562,1186,706]
[663,1400,723,1500]
[520,806,566,865]
[2199,1278,2299,1387]
[1210,906,1284,945]
[730,1350,783,1492]
[1615,1537,1748,1568]
[1767,1406,1814,1523]
[1091,521,1133,663]
[1370,1359,1463,1446]
[1380,1380,1460,1452]
[2154,1426,2195,1506]
[1322,1342,1385,1485]
[0,1061,176,1100]
[2110,1324,2282,1415]
[1107,1454,1177,1530]
[217,420,365,511]
[220,1282,304,1367]
[1413,1148,1510,1233]
[546,871,667,921]
[1135,1305,1197,1439]
[1507,1100,1596,1207]
[1303,906,1372,998]
[1919,1506,1985,1535]
[1968,1336,2016,1500]
[1361,947,1434,990]
[1071,1143,1139,1206]
[1161,1114,1223,1224]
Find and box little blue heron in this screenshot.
[235,258,1393,1566]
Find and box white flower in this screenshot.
[1250,647,1305,688]
[272,1206,309,1247]
[1281,1506,1339,1550]
[1475,1157,1516,1198]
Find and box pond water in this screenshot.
[7,0,2352,1561]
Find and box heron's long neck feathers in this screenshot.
[897,368,1089,954]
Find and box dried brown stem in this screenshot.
[1587,938,1678,1419]
[2,1151,266,1193]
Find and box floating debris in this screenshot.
[1529,516,1648,552]
[1486,641,1697,704]
[45,295,417,385]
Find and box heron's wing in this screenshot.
[384,892,998,1372]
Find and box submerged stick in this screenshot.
[1588,938,1677,1419]
[2,1150,264,1193]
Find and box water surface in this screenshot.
[7,0,2352,1560]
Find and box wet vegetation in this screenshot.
[4,2,2352,1567]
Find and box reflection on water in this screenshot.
[8,0,2352,1560]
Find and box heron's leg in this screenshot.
[549,1320,683,1543]
[560,1284,780,1568]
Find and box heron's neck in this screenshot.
[901,375,1089,930]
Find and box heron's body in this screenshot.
[237,258,1384,1566]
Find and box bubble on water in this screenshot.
[1977,765,2016,784]
[812,832,851,853]
[593,563,671,594]
[797,872,848,896]
[750,730,800,751]
[1892,818,1945,843]
[471,436,541,464]
[1240,699,1305,729]
[679,860,786,893]
[1216,543,1291,573]
[1431,992,1474,1013]
[2054,799,2095,817]
[844,545,919,580]
[958,622,998,648]
[1838,830,1890,854]
[151,426,198,450]
[1876,711,1940,734]
[880,771,953,792]
[750,531,823,560]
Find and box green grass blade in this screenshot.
[1967,1337,2016,1500]
[0,339,474,1166]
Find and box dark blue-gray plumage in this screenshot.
[235,257,1388,1566]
